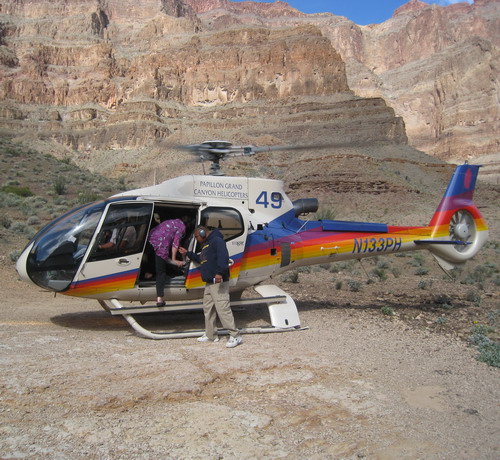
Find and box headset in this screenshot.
[196,227,207,238]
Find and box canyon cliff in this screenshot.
[0,0,498,190]
[189,0,499,162]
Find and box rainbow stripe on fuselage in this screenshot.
[66,269,139,297]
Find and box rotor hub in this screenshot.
[453,222,470,240]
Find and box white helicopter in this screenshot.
[16,141,489,339]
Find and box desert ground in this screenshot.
[1,242,499,460]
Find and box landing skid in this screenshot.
[98,285,306,340]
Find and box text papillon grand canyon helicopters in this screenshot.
[16,141,489,339]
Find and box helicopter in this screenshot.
[16,141,489,339]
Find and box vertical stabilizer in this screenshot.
[426,164,488,267]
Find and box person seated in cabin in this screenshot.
[147,215,190,307]
[98,222,137,251]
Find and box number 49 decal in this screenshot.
[256,191,283,208]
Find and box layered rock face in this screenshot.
[340,0,500,161]
[1,0,497,191]
[190,0,499,162]
[0,0,407,182]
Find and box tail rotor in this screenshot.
[449,210,477,254]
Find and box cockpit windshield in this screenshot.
[26,201,105,291]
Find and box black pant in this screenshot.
[155,254,169,297]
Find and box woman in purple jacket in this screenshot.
[148,215,189,307]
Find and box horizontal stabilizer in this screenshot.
[414,240,471,246]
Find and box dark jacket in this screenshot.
[187,229,230,283]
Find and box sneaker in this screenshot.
[197,334,219,343]
[226,335,243,348]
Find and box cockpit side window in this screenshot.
[88,203,153,262]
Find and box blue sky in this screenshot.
[233,1,474,25]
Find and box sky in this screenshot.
[233,0,474,25]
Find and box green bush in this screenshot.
[1,185,33,197]
[371,268,388,281]
[469,324,499,368]
[466,290,481,306]
[53,177,67,195]
[282,270,299,283]
[347,279,362,292]
[415,267,429,276]
[477,341,500,368]
[381,306,395,316]
[314,207,336,221]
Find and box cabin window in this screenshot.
[200,207,244,242]
[88,202,153,262]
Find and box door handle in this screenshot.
[118,258,131,266]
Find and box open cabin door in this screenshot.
[185,206,246,289]
[68,202,153,297]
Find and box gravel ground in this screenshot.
[1,262,498,460]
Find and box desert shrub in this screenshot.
[1,193,22,208]
[26,215,41,226]
[335,280,343,290]
[415,267,429,276]
[314,207,336,221]
[371,268,388,281]
[53,177,67,195]
[10,221,27,233]
[469,324,499,368]
[477,342,500,368]
[418,280,428,290]
[1,185,33,197]
[347,279,362,292]
[410,253,425,267]
[487,310,500,326]
[282,270,299,283]
[435,317,448,324]
[78,190,102,204]
[377,259,390,269]
[391,267,401,278]
[338,260,355,271]
[9,250,22,262]
[381,306,395,316]
[466,290,481,306]
[434,294,453,309]
[0,215,11,228]
[462,263,498,287]
[298,266,312,274]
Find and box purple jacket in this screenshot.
[148,218,186,261]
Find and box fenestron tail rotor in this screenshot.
[449,210,477,253]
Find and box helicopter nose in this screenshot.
[16,242,34,284]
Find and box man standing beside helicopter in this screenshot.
[179,226,242,348]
